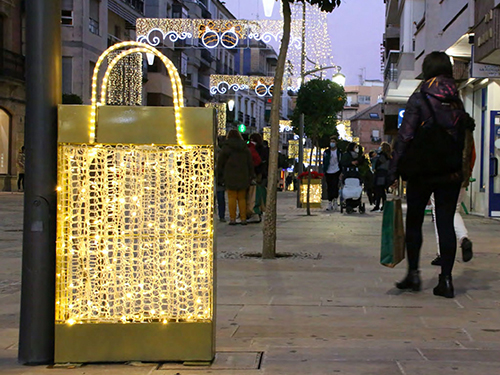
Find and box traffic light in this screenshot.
[238,123,246,133]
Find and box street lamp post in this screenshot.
[19,0,61,365]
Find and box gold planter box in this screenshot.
[300,178,323,208]
[55,322,214,363]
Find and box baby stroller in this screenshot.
[340,167,365,214]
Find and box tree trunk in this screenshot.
[262,0,291,259]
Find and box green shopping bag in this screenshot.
[380,195,405,268]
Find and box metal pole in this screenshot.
[19,0,61,365]
[296,1,306,207]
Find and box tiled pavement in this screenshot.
[1,191,500,374]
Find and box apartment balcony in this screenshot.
[107,34,122,47]
[200,49,213,70]
[0,49,25,82]
[383,50,399,95]
[383,24,400,52]
[385,0,399,25]
[474,5,500,65]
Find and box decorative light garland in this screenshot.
[205,102,227,136]
[210,74,294,96]
[136,18,302,50]
[107,52,143,106]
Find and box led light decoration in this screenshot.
[136,18,302,50]
[300,179,322,208]
[263,127,271,142]
[210,74,293,96]
[279,120,293,132]
[337,120,353,141]
[288,140,299,158]
[56,41,215,363]
[286,3,339,87]
[107,52,143,106]
[205,102,227,136]
[227,99,235,112]
[89,41,184,146]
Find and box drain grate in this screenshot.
[158,351,263,371]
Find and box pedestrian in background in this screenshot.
[371,142,391,212]
[217,130,254,225]
[215,136,226,222]
[17,146,25,192]
[323,136,342,211]
[389,51,473,298]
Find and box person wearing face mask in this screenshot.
[340,142,361,170]
[322,136,342,211]
[371,142,392,212]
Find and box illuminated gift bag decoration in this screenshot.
[55,42,215,363]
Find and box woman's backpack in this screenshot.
[398,93,472,183]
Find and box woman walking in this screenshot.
[217,130,255,225]
[371,142,391,212]
[389,52,472,298]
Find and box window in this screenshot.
[89,0,99,35]
[369,113,379,119]
[61,10,73,26]
[180,53,188,76]
[62,57,73,94]
[0,109,10,174]
[359,95,371,104]
[371,129,381,143]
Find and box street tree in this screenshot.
[292,78,346,215]
[263,0,342,259]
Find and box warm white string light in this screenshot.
[205,102,227,136]
[90,41,185,146]
[57,41,214,326]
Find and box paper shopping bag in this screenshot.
[380,197,405,268]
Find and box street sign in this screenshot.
[398,109,405,128]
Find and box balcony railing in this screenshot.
[384,50,400,82]
[0,49,25,81]
[107,34,122,47]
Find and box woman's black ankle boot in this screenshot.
[433,274,454,298]
[395,270,421,291]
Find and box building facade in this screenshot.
[349,102,385,153]
[0,0,25,191]
[342,79,383,120]
[382,0,500,218]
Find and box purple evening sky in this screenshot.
[223,0,385,86]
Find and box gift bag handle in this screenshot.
[89,41,185,146]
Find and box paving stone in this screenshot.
[419,348,500,362]
[399,360,500,375]
[234,325,469,341]
[261,360,402,375]
[264,347,422,362]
